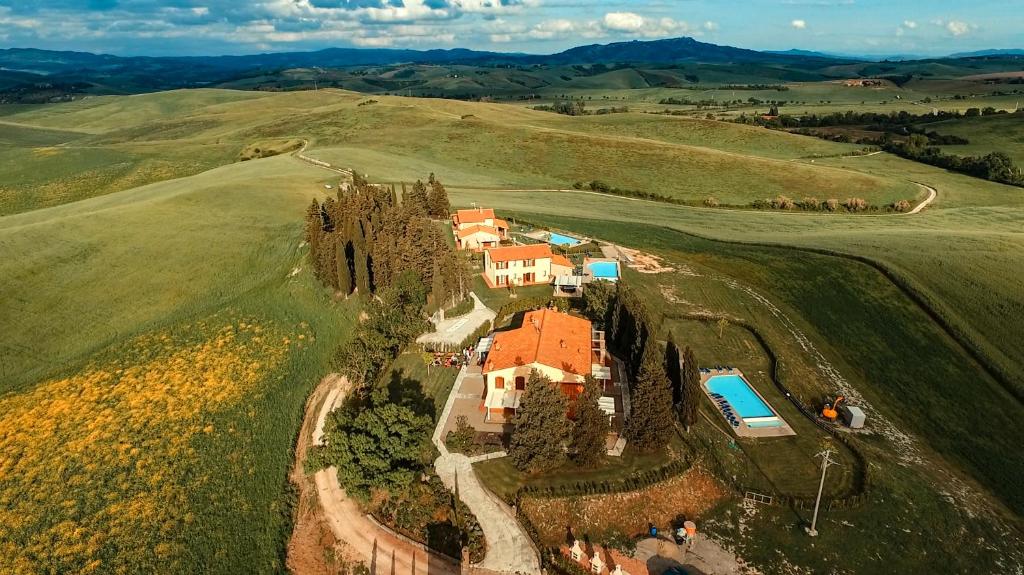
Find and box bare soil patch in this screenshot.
[287,373,357,575]
[521,467,726,545]
[619,247,674,274]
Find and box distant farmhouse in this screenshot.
[481,307,611,422]
[452,208,508,251]
[455,206,618,291]
[482,244,556,288]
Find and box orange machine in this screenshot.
[822,396,845,422]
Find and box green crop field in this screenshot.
[0,153,360,572]
[1,84,1022,574]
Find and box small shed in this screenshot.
[840,405,866,429]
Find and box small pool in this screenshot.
[587,261,620,280]
[705,374,774,419]
[546,232,582,247]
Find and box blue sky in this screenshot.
[0,1,1019,57]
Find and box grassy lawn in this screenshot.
[443,296,474,318]
[386,351,460,421]
[470,273,555,313]
[665,318,858,499]
[474,434,685,503]
[0,153,361,573]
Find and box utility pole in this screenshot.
[806,447,838,537]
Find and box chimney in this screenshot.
[560,339,566,348]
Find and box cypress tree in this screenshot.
[431,260,445,312]
[353,233,371,295]
[624,344,675,451]
[570,376,609,467]
[336,238,352,295]
[407,180,429,215]
[509,370,569,472]
[305,199,323,268]
[427,178,450,218]
[665,335,682,406]
[680,346,701,431]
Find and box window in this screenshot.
[523,259,535,266]
[495,377,504,389]
[495,261,508,270]
[496,275,507,286]
[515,376,526,390]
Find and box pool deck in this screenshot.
[700,369,796,438]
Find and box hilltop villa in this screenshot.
[452,207,509,251]
[481,307,611,422]
[482,243,554,287]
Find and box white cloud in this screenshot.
[603,12,646,33]
[703,21,719,32]
[903,20,917,29]
[351,36,394,47]
[791,19,807,29]
[945,20,972,36]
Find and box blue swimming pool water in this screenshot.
[587,261,619,279]
[547,232,582,246]
[705,375,774,419]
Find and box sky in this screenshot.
[0,0,1019,57]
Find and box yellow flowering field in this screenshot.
[0,315,311,574]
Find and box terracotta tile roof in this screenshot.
[551,254,573,268]
[486,243,552,263]
[484,308,593,377]
[454,208,495,224]
[492,218,509,229]
[457,224,501,239]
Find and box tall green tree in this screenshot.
[335,237,352,295]
[679,346,701,431]
[665,335,682,406]
[509,370,569,472]
[353,232,371,294]
[407,180,429,215]
[624,344,674,451]
[570,376,609,467]
[427,177,450,218]
[315,400,432,501]
[582,280,616,329]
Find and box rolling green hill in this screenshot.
[1,86,1022,574]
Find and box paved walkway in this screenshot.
[417,293,496,347]
[432,367,542,575]
[434,453,541,574]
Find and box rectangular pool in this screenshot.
[546,232,582,247]
[705,374,775,419]
[587,261,619,280]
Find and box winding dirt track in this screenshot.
[287,374,460,575]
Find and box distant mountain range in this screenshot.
[949,48,1024,58]
[1,37,1021,102]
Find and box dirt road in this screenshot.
[287,373,461,575]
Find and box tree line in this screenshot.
[305,172,460,307]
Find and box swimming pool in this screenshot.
[705,374,774,419]
[587,261,619,280]
[546,232,582,246]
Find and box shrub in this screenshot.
[844,197,869,212]
[446,415,475,454]
[825,198,840,212]
[892,199,912,212]
[703,196,719,208]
